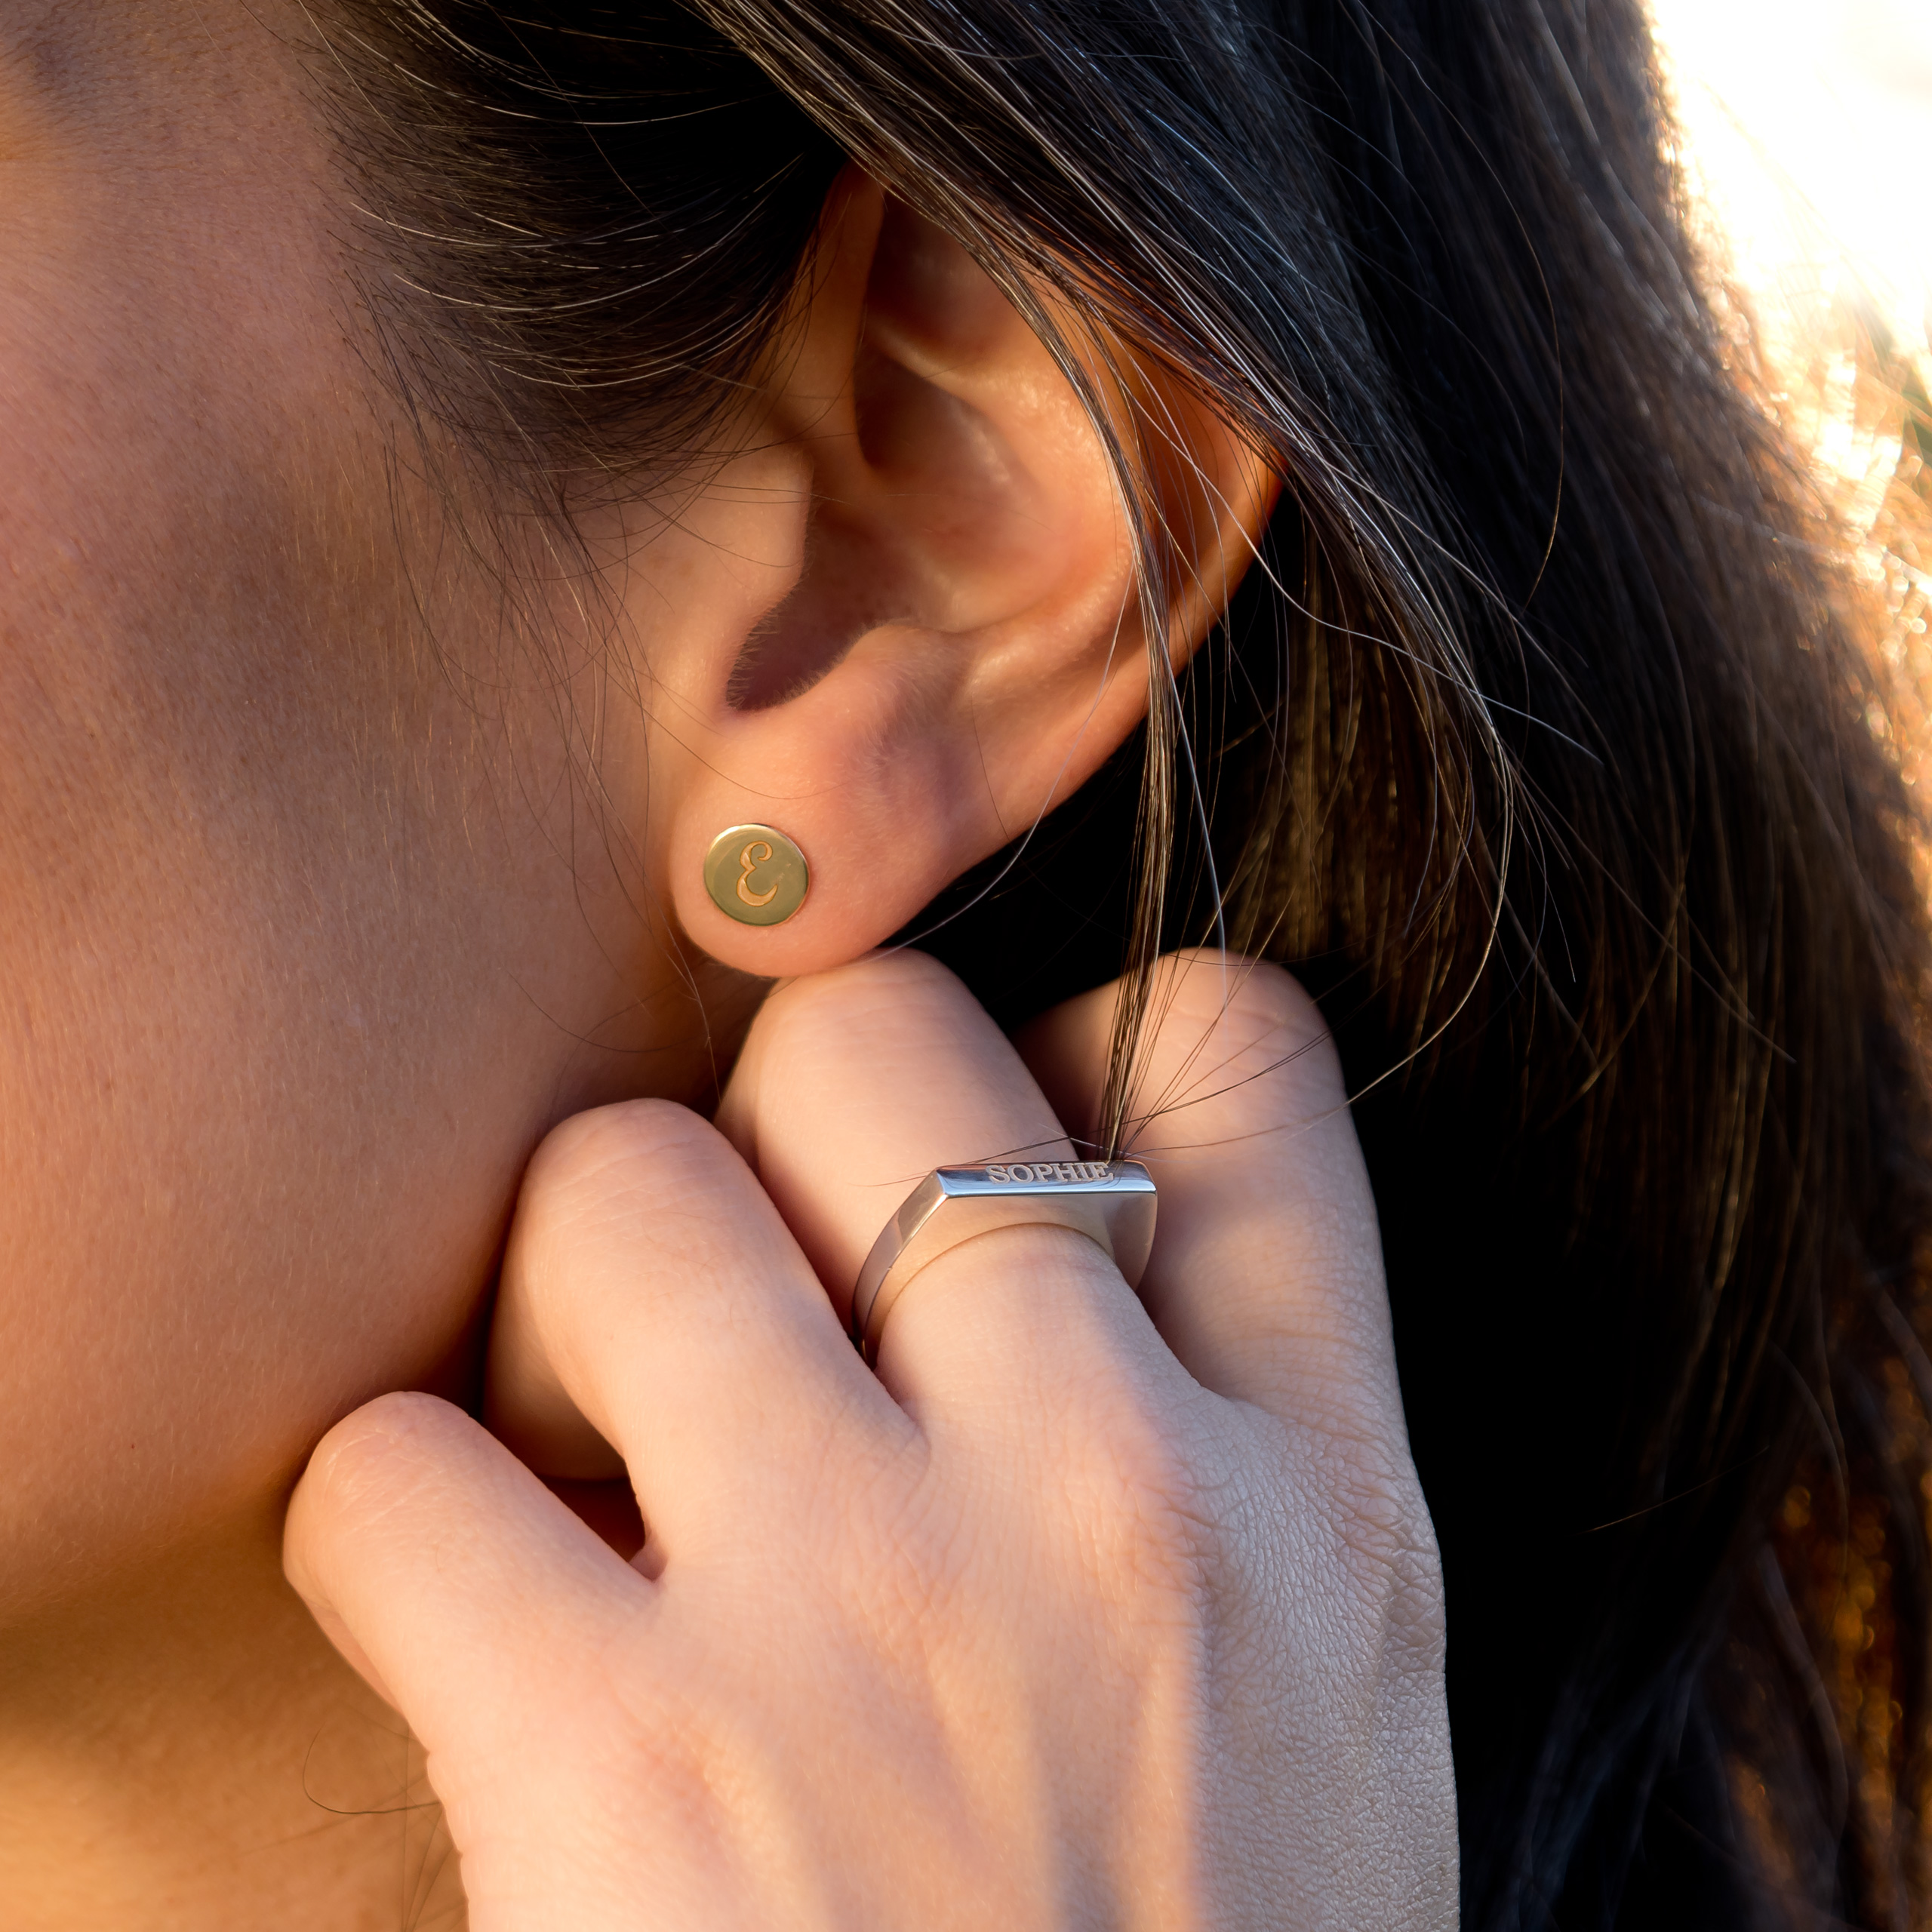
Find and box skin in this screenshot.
[0,2,1454,1925]
[294,950,1458,1930]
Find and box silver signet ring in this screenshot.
[850,1159,1158,1365]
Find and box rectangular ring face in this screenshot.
[853,1161,1159,1361]
[941,1161,1155,1194]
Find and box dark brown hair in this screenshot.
[309,2,1932,1923]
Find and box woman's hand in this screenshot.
[283,950,1457,1929]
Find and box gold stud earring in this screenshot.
[703,823,811,927]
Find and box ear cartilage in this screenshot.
[702,824,811,928]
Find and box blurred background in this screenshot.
[1647,0,1932,803]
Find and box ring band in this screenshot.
[850,1159,1158,1364]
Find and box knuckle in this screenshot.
[752,949,984,1078]
[791,945,964,1011]
[302,1391,470,1527]
[1161,952,1347,1116]
[518,1100,744,1246]
[1346,1482,1449,1681]
[1170,950,1329,1049]
[1288,1420,1446,1639]
[1065,1390,1225,1600]
[527,1098,721,1199]
[1201,1409,1447,1701]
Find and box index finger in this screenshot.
[1018,951,1400,1438]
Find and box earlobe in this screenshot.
[650,171,1278,980]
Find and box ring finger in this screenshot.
[714,949,1164,1407]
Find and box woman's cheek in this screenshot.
[0,27,521,1617]
[0,481,517,1617]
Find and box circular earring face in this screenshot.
[703,823,811,927]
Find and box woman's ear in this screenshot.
[638,168,1278,975]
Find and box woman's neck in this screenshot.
[0,1513,466,1930]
